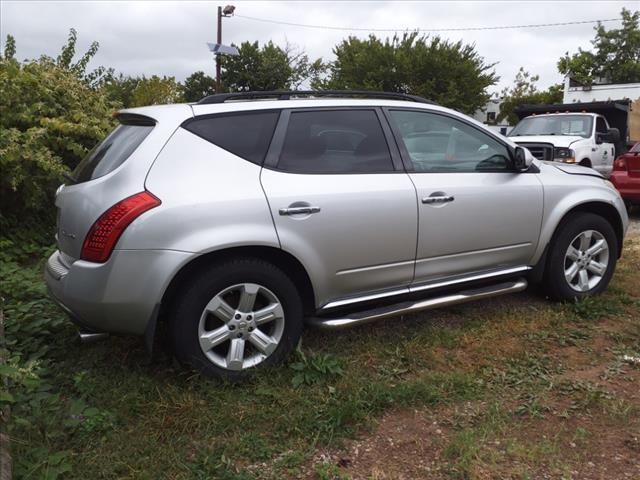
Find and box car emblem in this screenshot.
[61,229,76,239]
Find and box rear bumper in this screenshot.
[610,171,640,202]
[45,248,192,335]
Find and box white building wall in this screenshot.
[563,76,640,103]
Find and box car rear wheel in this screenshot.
[544,213,618,301]
[168,258,303,381]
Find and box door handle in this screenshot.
[279,206,321,216]
[422,195,454,204]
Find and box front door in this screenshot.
[595,116,615,176]
[386,108,544,287]
[261,108,418,308]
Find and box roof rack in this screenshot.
[197,90,435,105]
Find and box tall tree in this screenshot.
[317,32,499,114]
[183,71,216,102]
[558,8,640,85]
[220,41,324,92]
[497,68,563,125]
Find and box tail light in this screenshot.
[613,158,627,171]
[81,191,161,263]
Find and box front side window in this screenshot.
[596,117,608,134]
[277,110,394,173]
[389,110,511,173]
[184,111,280,165]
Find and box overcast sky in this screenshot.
[1,1,636,94]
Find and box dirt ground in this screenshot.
[300,208,640,480]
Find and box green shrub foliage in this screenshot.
[0,32,116,224]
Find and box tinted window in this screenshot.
[389,110,511,173]
[277,110,394,173]
[596,117,608,134]
[184,111,279,165]
[72,124,153,183]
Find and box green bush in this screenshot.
[0,34,116,225]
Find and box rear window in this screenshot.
[183,111,280,165]
[277,110,394,173]
[71,121,153,183]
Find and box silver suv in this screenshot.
[46,91,629,380]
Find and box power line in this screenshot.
[233,14,621,33]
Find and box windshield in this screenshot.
[509,115,593,138]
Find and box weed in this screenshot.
[314,461,350,480]
[565,295,622,321]
[290,345,344,387]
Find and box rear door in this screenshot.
[56,117,156,259]
[260,108,418,308]
[385,108,543,287]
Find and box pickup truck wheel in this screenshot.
[168,258,303,381]
[545,213,618,301]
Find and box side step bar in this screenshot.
[308,278,528,330]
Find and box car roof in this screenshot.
[525,112,599,118]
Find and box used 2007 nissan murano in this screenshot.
[46,90,629,380]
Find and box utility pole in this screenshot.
[216,6,222,92]
[212,5,236,92]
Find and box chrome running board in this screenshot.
[308,278,528,330]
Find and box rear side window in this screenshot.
[277,110,394,173]
[71,122,153,183]
[184,111,279,165]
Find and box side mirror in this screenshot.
[513,146,534,171]
[607,128,620,143]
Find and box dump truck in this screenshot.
[510,99,639,177]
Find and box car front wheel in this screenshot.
[544,213,618,301]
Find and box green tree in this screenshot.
[129,75,184,107]
[102,73,141,108]
[54,28,114,88]
[558,8,640,85]
[220,41,324,91]
[497,68,563,125]
[2,34,16,60]
[318,32,498,114]
[183,71,216,102]
[0,33,116,223]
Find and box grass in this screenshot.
[2,231,640,479]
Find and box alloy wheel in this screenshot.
[563,229,610,293]
[198,283,285,371]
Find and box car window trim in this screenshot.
[382,106,520,174]
[263,106,404,174]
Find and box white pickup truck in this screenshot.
[508,112,619,177]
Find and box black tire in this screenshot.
[544,212,618,302]
[168,257,303,381]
